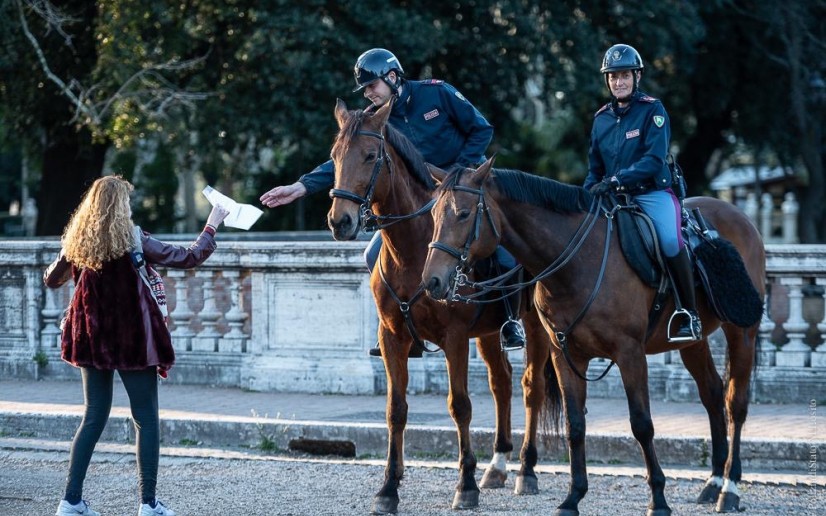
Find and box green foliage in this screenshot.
[32,351,48,368]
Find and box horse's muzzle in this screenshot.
[327,212,359,241]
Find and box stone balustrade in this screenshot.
[0,239,824,402]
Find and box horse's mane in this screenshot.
[332,108,435,191]
[439,167,591,213]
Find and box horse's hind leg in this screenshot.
[617,352,672,516]
[443,336,481,510]
[678,341,728,504]
[475,335,514,490]
[716,324,757,513]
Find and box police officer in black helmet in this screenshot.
[586,44,702,342]
[260,48,527,356]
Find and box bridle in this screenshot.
[329,129,434,232]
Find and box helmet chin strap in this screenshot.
[383,75,401,94]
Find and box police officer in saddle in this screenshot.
[260,48,526,356]
[585,44,702,342]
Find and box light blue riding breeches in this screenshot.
[632,189,683,258]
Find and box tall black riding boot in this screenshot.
[666,247,702,342]
[500,269,526,351]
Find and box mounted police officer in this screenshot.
[585,44,702,342]
[260,48,526,355]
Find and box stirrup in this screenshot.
[667,309,702,343]
[500,318,526,351]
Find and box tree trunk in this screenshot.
[35,127,108,236]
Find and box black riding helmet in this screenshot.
[600,44,644,99]
[353,48,404,93]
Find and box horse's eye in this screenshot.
[457,209,471,220]
[365,152,376,163]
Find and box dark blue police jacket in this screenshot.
[584,90,672,193]
[299,79,494,195]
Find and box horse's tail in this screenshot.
[539,352,563,447]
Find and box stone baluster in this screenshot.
[220,270,248,353]
[757,291,776,366]
[192,270,222,352]
[40,285,64,350]
[167,270,195,351]
[775,277,811,367]
[743,192,758,227]
[811,277,826,368]
[760,193,774,242]
[781,192,799,244]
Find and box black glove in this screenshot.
[590,177,616,196]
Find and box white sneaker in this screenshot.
[138,499,176,516]
[55,499,100,516]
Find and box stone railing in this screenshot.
[0,239,824,402]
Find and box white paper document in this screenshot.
[202,185,263,230]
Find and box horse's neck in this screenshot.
[373,166,434,268]
[500,201,594,288]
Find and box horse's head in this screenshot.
[424,157,502,300]
[327,98,393,240]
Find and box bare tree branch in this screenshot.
[16,0,212,128]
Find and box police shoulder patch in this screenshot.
[639,95,658,103]
[454,90,467,101]
[653,115,665,128]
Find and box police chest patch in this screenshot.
[454,91,467,102]
[424,109,440,121]
[653,115,665,128]
[626,129,640,139]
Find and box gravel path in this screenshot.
[1,448,821,515]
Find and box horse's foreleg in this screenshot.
[679,341,728,505]
[475,335,514,490]
[617,353,672,516]
[552,349,589,516]
[716,325,757,513]
[371,328,410,515]
[443,339,480,510]
[514,313,553,495]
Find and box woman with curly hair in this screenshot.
[45,175,229,516]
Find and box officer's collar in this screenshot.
[611,91,642,112]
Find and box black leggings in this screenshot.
[64,367,159,503]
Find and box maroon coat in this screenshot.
[44,229,217,371]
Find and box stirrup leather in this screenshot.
[667,309,702,343]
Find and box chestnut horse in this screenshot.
[423,159,766,516]
[326,100,558,514]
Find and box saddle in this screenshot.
[611,194,731,329]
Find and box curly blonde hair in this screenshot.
[62,176,135,270]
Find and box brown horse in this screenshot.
[423,159,766,516]
[326,100,557,514]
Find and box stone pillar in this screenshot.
[757,292,776,366]
[760,193,774,242]
[219,269,248,353]
[192,270,222,352]
[40,286,64,351]
[167,270,195,352]
[775,277,811,367]
[811,277,826,368]
[781,192,799,244]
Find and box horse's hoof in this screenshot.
[646,508,672,516]
[451,489,480,510]
[554,508,579,516]
[514,474,539,495]
[480,467,507,488]
[371,496,399,515]
[715,492,742,513]
[697,482,722,504]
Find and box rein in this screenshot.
[329,129,436,232]
[428,182,618,381]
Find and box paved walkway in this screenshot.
[0,379,819,441]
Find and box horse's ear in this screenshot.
[428,163,447,186]
[334,98,349,129]
[372,97,394,127]
[473,155,496,183]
